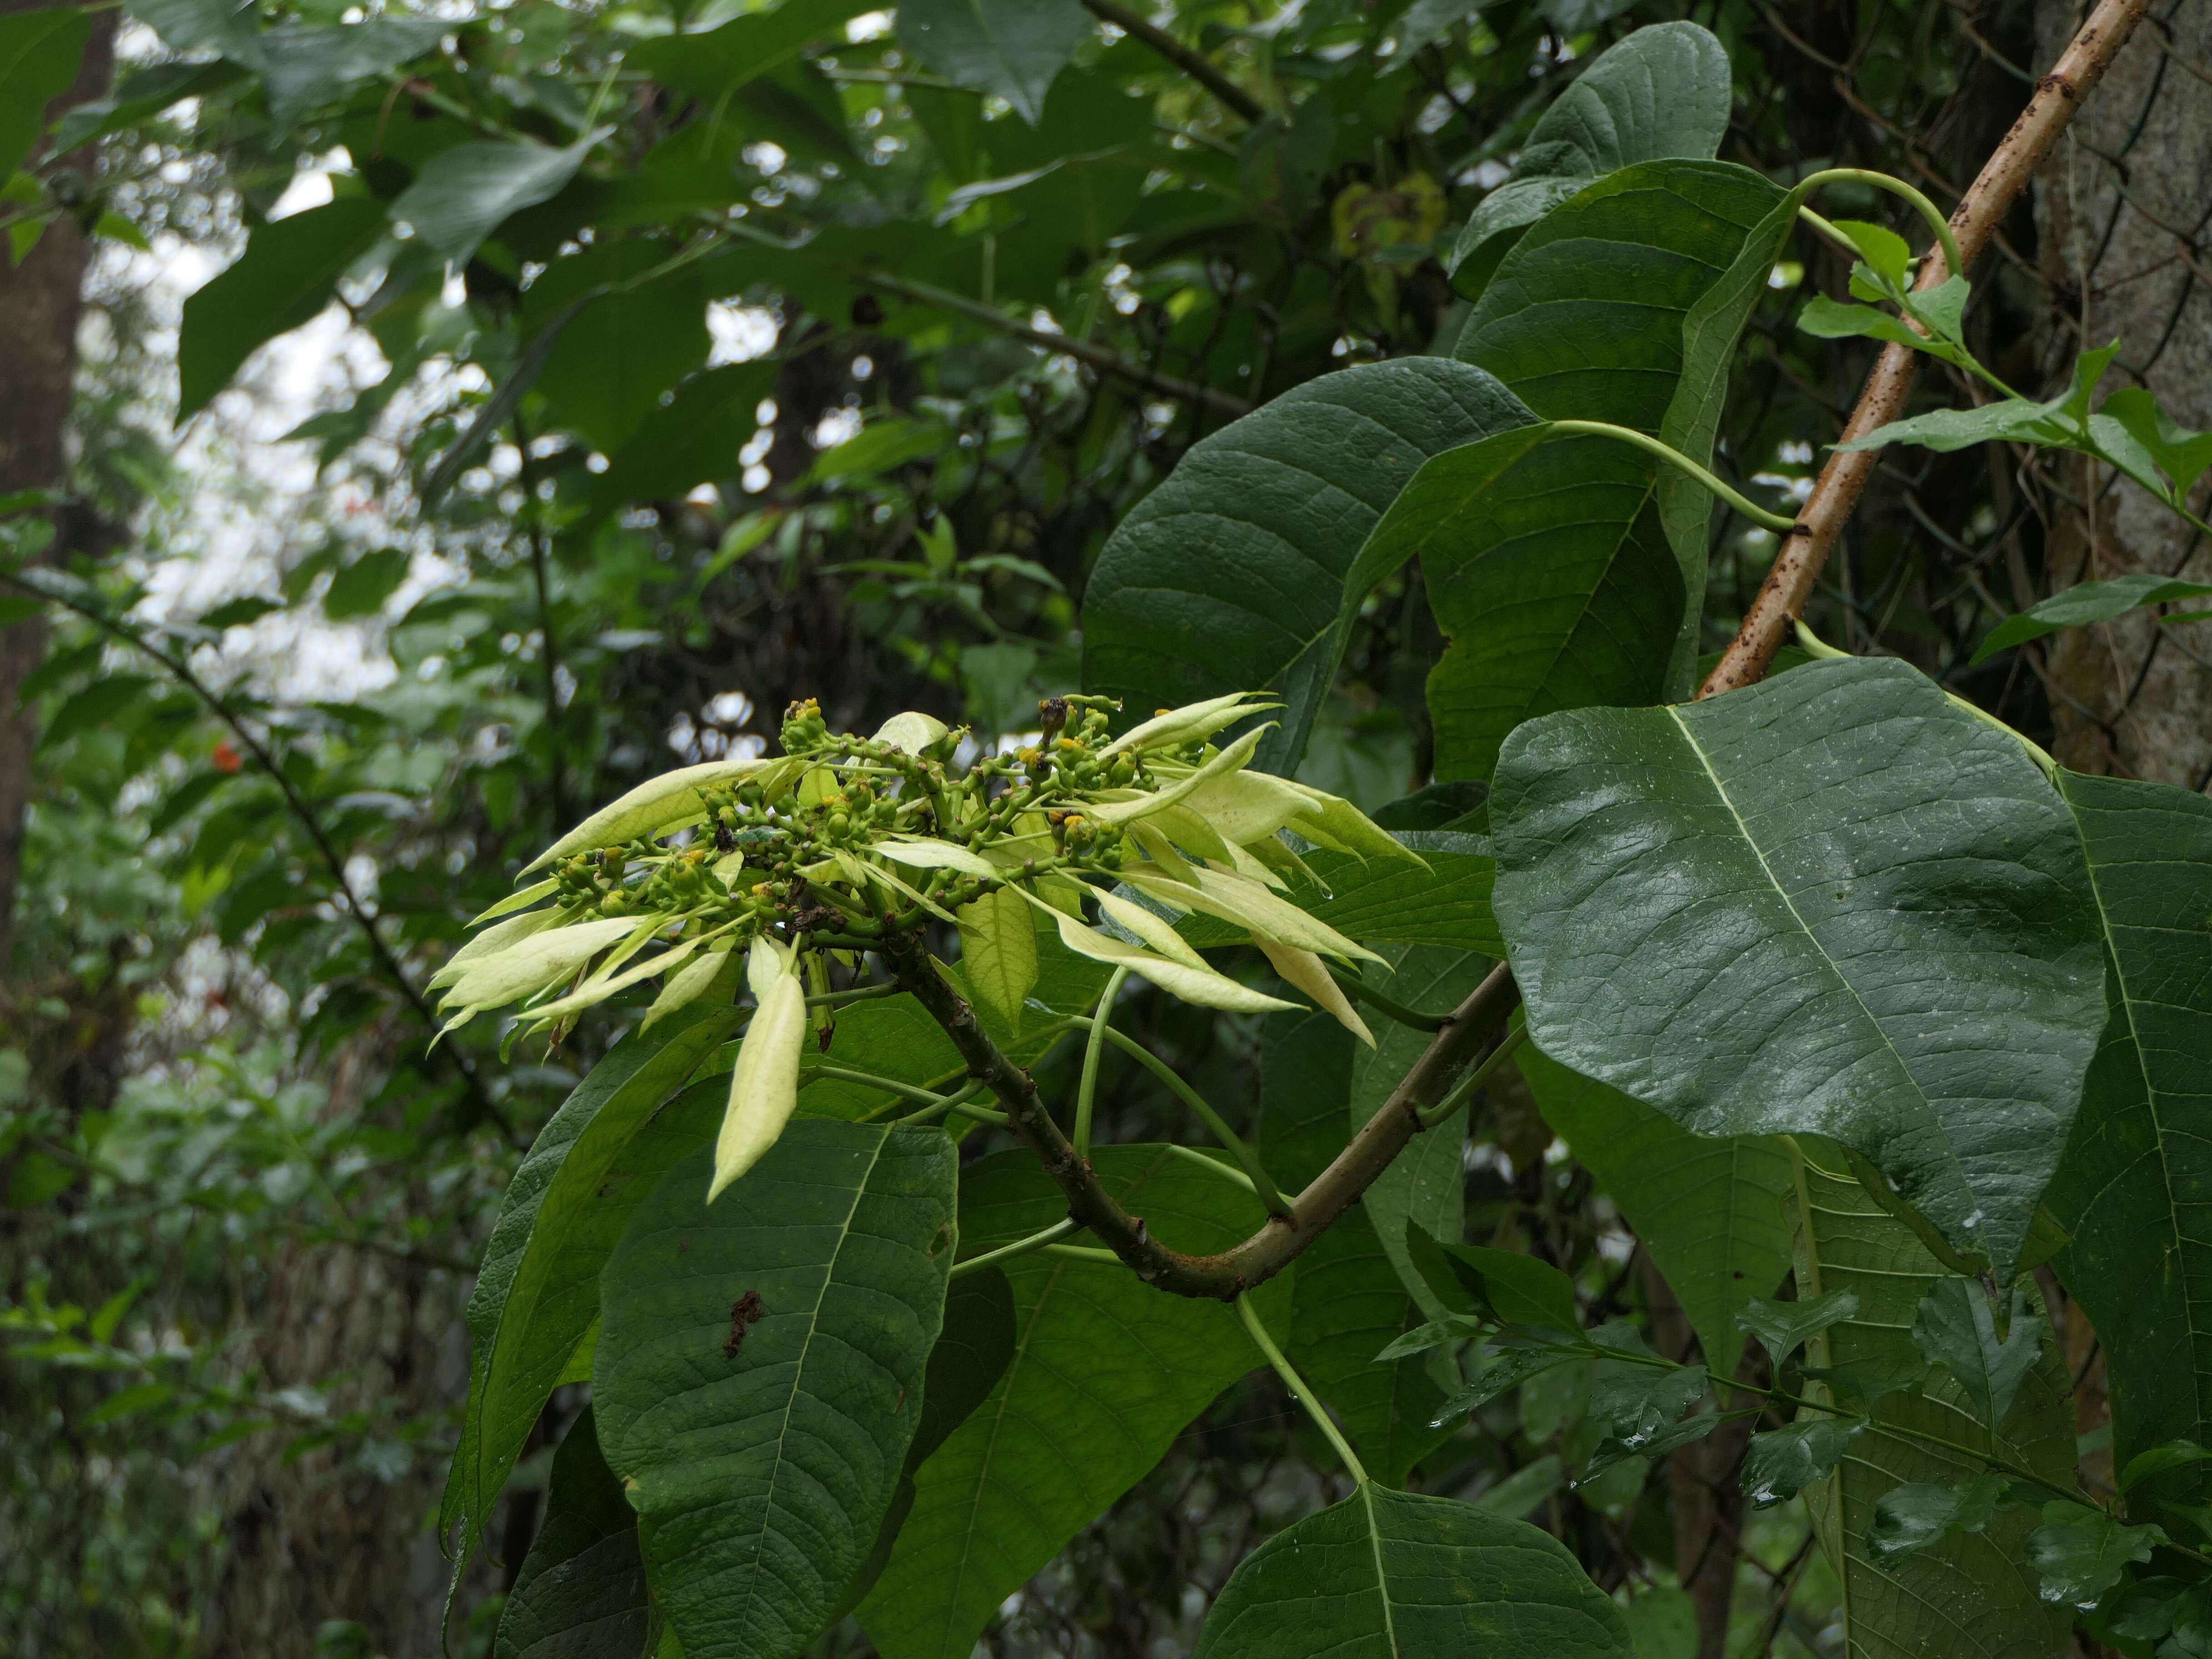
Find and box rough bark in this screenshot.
[2035,0,2212,785]
[0,0,114,975]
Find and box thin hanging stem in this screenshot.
[951,1217,1079,1280]
[1793,166,1966,282]
[1235,1294,1370,1485]
[1073,966,1129,1157]
[1416,1024,1530,1131]
[1545,422,1800,532]
[1067,1013,1294,1218]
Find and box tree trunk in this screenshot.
[2034,0,2212,786]
[0,0,114,974]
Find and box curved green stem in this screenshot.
[1794,166,1966,281]
[1545,422,1800,532]
[1327,964,1448,1031]
[1235,1294,1370,1485]
[804,979,903,1010]
[895,1079,1005,1128]
[1161,1143,1259,1200]
[951,1217,1077,1280]
[1041,1242,1126,1266]
[1068,1012,1294,1219]
[1073,966,1130,1157]
[801,1062,954,1109]
[1416,1023,1529,1131]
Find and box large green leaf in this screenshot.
[1081,358,1536,773]
[858,1145,1290,1659]
[898,0,1089,125]
[176,195,390,420]
[1352,945,1485,1318]
[392,130,603,263]
[441,1005,737,1563]
[586,360,778,522]
[594,1120,958,1659]
[1291,1205,1458,1488]
[1491,656,2107,1279]
[0,5,90,180]
[1257,1005,1359,1190]
[527,244,713,454]
[628,0,875,99]
[2047,772,2212,1516]
[1399,160,1788,779]
[1193,1483,1634,1659]
[1447,20,1733,297]
[1787,1138,2073,1659]
[258,17,446,133]
[1517,1040,1792,1380]
[493,1408,651,1659]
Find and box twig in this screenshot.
[863,269,1253,420]
[1,569,514,1141]
[1079,0,1267,125]
[1702,0,2151,696]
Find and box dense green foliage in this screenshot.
[5,2,2211,1657]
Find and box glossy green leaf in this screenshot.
[1446,21,1732,297]
[1081,359,1535,773]
[392,129,604,263]
[0,5,90,181]
[2046,772,2212,1513]
[1414,160,1788,778]
[1911,1278,2044,1434]
[1350,945,1483,1317]
[594,1120,958,1659]
[1492,656,2107,1277]
[493,1408,650,1659]
[177,196,390,420]
[442,1006,737,1566]
[2026,1505,2164,1611]
[1734,1289,1860,1368]
[1432,1342,1588,1425]
[1787,1138,2073,1659]
[1290,1204,1458,1488]
[1193,1483,1634,1659]
[1867,1474,2007,1561]
[859,1145,1290,1659]
[898,0,1088,125]
[1972,574,2212,665]
[1741,1416,1865,1509]
[1517,1041,1793,1378]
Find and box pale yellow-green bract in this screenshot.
[709,938,807,1201]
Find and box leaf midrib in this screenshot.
[1662,705,1930,1127]
[1357,1481,1402,1656]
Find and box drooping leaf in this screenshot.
[1517,1041,1792,1379]
[955,885,1038,1032]
[1431,1339,1589,1425]
[1080,358,1535,773]
[1492,656,2107,1278]
[1971,573,2212,664]
[1446,21,1733,297]
[177,196,390,420]
[2025,1504,2165,1611]
[1289,1203,1458,1489]
[1734,1290,1862,1368]
[1588,1348,1706,1448]
[1786,1137,2073,1659]
[493,1409,650,1659]
[1741,1415,1866,1508]
[1193,1483,1635,1659]
[858,1146,1291,1659]
[1349,945,1485,1317]
[0,5,90,181]
[1582,1410,1718,1483]
[2097,386,2212,500]
[1910,1278,2044,1435]
[258,16,447,133]
[392,129,605,263]
[594,1121,958,1659]
[441,1007,738,1567]
[1407,1227,1580,1335]
[1867,1474,2008,1561]
[897,0,1089,125]
[1411,160,1789,778]
[2046,772,2212,1513]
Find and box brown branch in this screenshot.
[889,933,1519,1299]
[1701,0,2151,698]
[1079,0,1268,126]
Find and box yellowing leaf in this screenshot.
[1182,768,1321,846]
[1086,727,1268,828]
[1255,937,1374,1046]
[1123,865,1382,964]
[522,757,777,874]
[520,935,707,1027]
[1046,908,1296,1015]
[1100,691,1277,759]
[439,916,638,1021]
[1281,779,1427,865]
[878,836,998,877]
[873,710,950,754]
[432,904,563,989]
[709,939,807,1200]
[641,938,739,1032]
[957,886,1039,1030]
[1093,887,1209,970]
